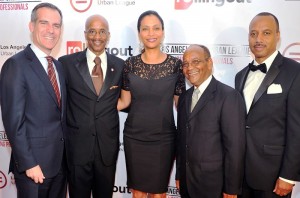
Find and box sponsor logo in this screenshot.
[167,186,180,197]
[211,44,250,87]
[162,43,190,60]
[0,171,7,189]
[0,131,10,147]
[0,44,26,57]
[175,0,192,10]
[66,41,86,54]
[0,45,26,51]
[0,0,38,10]
[175,0,252,10]
[66,41,134,57]
[162,43,250,62]
[70,0,93,13]
[112,185,179,196]
[282,42,300,62]
[211,44,250,64]
[113,185,131,194]
[98,0,136,6]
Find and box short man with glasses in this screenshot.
[58,15,124,198]
[176,44,246,198]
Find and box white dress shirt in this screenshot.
[86,48,107,81]
[193,75,212,101]
[243,51,278,113]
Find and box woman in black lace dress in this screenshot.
[118,10,185,198]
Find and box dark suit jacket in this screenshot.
[58,49,124,166]
[235,52,300,190]
[0,44,66,179]
[176,76,246,198]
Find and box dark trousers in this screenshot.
[15,163,67,198]
[239,182,292,198]
[180,187,192,198]
[68,139,116,198]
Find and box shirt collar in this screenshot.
[86,48,107,63]
[254,50,278,72]
[30,43,48,59]
[194,75,212,94]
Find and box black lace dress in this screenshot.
[122,54,185,193]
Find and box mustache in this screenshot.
[254,43,265,47]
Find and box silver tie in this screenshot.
[191,88,200,112]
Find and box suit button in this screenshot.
[97,99,100,102]
[92,133,96,136]
[186,162,189,166]
[185,145,189,149]
[60,138,64,141]
[246,125,250,129]
[95,116,99,119]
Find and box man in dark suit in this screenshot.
[235,12,300,198]
[0,3,67,198]
[58,14,124,198]
[176,44,246,198]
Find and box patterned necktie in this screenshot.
[92,56,103,95]
[46,56,61,107]
[191,88,200,112]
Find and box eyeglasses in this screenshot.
[182,58,209,68]
[85,29,109,37]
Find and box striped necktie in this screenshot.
[46,56,60,107]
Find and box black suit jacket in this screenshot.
[235,52,300,190]
[0,44,66,179]
[176,76,246,197]
[58,50,124,166]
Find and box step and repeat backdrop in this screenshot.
[1,0,300,197]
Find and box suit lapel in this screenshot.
[55,59,66,113]
[236,66,251,114]
[75,50,96,95]
[25,46,60,108]
[98,53,115,98]
[185,88,193,117]
[250,53,282,110]
[238,65,251,97]
[74,52,118,98]
[189,77,216,120]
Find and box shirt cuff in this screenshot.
[279,177,296,185]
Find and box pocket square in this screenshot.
[110,85,119,90]
[267,84,282,94]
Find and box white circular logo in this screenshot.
[70,0,93,13]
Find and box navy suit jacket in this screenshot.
[0,44,66,179]
[176,76,246,197]
[58,50,124,167]
[235,52,300,190]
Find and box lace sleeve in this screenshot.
[121,57,131,91]
[175,58,186,95]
